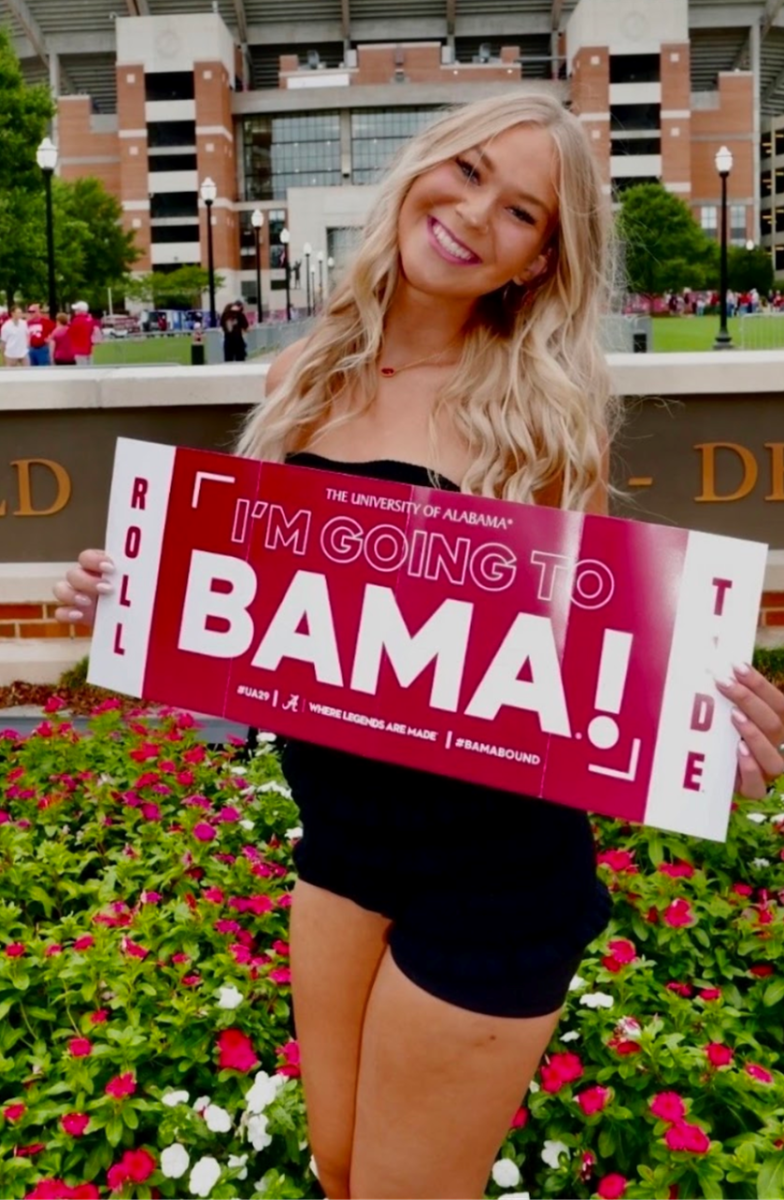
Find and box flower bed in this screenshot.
[0,702,782,1200]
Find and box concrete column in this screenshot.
[49,52,61,162]
[751,19,761,245]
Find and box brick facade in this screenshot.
[57,97,121,196]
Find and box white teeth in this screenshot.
[432,220,474,261]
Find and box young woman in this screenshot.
[54,93,784,1200]
[221,300,249,362]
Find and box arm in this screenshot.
[584,441,610,516]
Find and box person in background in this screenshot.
[48,312,77,366]
[69,301,97,366]
[26,303,56,366]
[0,306,30,367]
[220,300,249,362]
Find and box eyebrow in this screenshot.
[467,145,551,215]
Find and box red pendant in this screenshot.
[380,366,396,377]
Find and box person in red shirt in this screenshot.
[26,304,56,366]
[48,312,77,366]
[69,301,97,365]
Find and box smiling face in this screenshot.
[396,123,559,307]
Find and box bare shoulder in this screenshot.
[265,337,308,395]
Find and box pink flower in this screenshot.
[658,860,695,878]
[203,886,225,903]
[598,1174,628,1199]
[277,1040,301,1077]
[215,918,242,934]
[217,1028,259,1072]
[749,964,774,977]
[68,1038,92,1057]
[129,742,159,762]
[193,822,217,842]
[121,938,148,960]
[15,1143,46,1157]
[90,1010,109,1025]
[183,744,206,763]
[650,1092,686,1123]
[4,1103,26,1122]
[597,848,636,872]
[665,1121,710,1154]
[705,1043,733,1068]
[665,981,692,997]
[576,1085,611,1115]
[698,988,722,1002]
[25,1181,72,1199]
[272,939,290,956]
[731,882,754,897]
[105,1072,136,1099]
[610,1038,641,1056]
[177,770,196,786]
[181,975,202,987]
[541,1051,583,1093]
[62,1112,90,1137]
[69,1186,100,1199]
[73,936,94,952]
[579,1151,596,1182]
[6,943,26,957]
[510,1107,529,1129]
[44,695,68,713]
[171,952,190,964]
[140,803,161,821]
[269,966,292,985]
[745,1063,774,1084]
[662,898,695,927]
[44,944,63,957]
[141,891,162,905]
[602,937,637,972]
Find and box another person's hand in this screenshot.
[716,664,784,799]
[52,550,114,628]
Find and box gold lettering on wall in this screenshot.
[695,443,758,503]
[765,443,784,502]
[11,459,72,517]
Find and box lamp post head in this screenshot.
[251,209,265,229]
[303,242,312,257]
[745,238,755,251]
[317,250,324,262]
[36,137,58,173]
[714,145,733,176]
[327,256,335,268]
[200,177,217,205]
[280,227,290,245]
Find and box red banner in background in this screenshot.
[88,438,768,841]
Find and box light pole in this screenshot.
[327,255,334,298]
[713,145,733,350]
[280,227,291,321]
[36,137,58,318]
[303,242,312,316]
[251,209,264,323]
[317,250,324,310]
[200,177,217,327]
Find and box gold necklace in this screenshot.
[379,335,460,378]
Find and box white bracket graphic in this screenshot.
[192,471,236,508]
[588,737,642,781]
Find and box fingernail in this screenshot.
[99,561,115,575]
[96,582,114,595]
[733,662,750,677]
[738,740,751,757]
[714,675,734,690]
[74,594,92,608]
[732,708,748,724]
[68,610,84,622]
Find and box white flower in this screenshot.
[192,1095,211,1114]
[256,731,277,742]
[753,858,771,868]
[568,974,587,991]
[228,1153,248,1181]
[245,1070,285,1114]
[217,985,244,1010]
[161,1143,190,1179]
[771,813,784,826]
[240,819,255,831]
[309,1155,320,1180]
[189,1155,221,1197]
[258,781,291,796]
[579,991,614,1010]
[230,766,248,776]
[528,1080,540,1094]
[285,826,303,840]
[491,1159,521,1189]
[561,1030,581,1042]
[747,813,768,824]
[541,1140,570,1170]
[247,1112,273,1151]
[162,1089,190,1108]
[501,1195,530,1200]
[204,1104,232,1133]
[616,1016,642,1039]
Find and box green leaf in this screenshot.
[106,1114,123,1146]
[598,1128,616,1158]
[762,979,784,1007]
[122,1105,139,1129]
[758,1157,784,1200]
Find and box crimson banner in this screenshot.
[88,438,768,840]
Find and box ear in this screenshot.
[512,250,551,288]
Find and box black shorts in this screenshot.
[285,743,612,1020]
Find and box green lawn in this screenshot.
[650,314,784,352]
[93,335,193,366]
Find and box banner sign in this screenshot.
[88,438,768,841]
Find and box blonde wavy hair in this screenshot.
[237,91,618,511]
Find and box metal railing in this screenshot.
[738,312,784,351]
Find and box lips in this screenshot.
[427,216,482,265]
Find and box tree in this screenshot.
[123,267,226,310]
[617,183,719,301]
[0,28,139,308]
[727,245,774,296]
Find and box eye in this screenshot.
[510,206,536,226]
[455,156,479,183]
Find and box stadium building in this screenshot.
[3,0,784,312]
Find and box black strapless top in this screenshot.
[275,452,610,945]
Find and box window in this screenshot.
[762,171,773,198]
[776,130,784,157]
[147,121,196,149]
[243,114,341,201]
[149,192,198,220]
[350,108,441,185]
[730,204,746,246]
[609,54,660,84]
[776,245,784,272]
[145,72,194,102]
[148,152,198,173]
[775,208,784,234]
[700,206,718,238]
[610,136,661,156]
[150,225,200,244]
[610,104,660,132]
[777,169,784,195]
[761,134,772,160]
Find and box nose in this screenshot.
[455,193,491,232]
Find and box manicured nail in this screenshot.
[99,561,115,575]
[738,740,751,756]
[68,610,84,622]
[96,582,114,595]
[732,708,747,724]
[74,594,92,608]
[714,675,735,690]
[733,662,750,677]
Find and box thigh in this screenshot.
[289,879,391,1200]
[351,950,561,1200]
